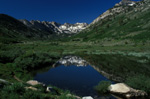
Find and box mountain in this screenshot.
[119,0,136,6]
[59,22,88,34]
[0,14,56,39]
[1,0,150,45]
[19,19,88,34]
[89,0,137,26]
[69,0,150,45]
[0,14,87,42]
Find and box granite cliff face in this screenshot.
[119,0,136,6]
[19,19,88,34]
[59,23,88,34]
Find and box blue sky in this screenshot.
[0,0,140,24]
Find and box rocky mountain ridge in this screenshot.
[1,0,149,41]
[71,0,150,44]
[89,0,138,26]
[118,0,136,6]
[19,19,88,34]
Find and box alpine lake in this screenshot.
[34,56,116,99]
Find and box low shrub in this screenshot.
[94,81,111,94]
[0,92,20,99]
[0,83,47,99]
[2,83,25,95]
[14,52,60,71]
[126,75,150,93]
[59,91,76,99]
[0,49,23,63]
[23,90,44,99]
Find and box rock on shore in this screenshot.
[109,83,147,98]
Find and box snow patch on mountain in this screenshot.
[19,20,88,34]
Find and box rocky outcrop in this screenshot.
[26,80,42,86]
[59,23,88,34]
[119,0,136,6]
[89,0,137,26]
[82,96,93,99]
[55,56,88,66]
[26,80,60,94]
[19,19,88,34]
[109,83,130,93]
[25,86,38,91]
[109,83,148,99]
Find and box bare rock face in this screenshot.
[109,83,148,98]
[120,0,136,6]
[59,23,88,34]
[19,19,88,34]
[89,0,137,26]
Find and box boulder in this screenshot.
[0,79,9,84]
[82,96,93,99]
[109,83,147,98]
[46,87,58,94]
[25,86,38,91]
[109,83,130,93]
[26,80,42,86]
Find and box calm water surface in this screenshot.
[34,65,115,98]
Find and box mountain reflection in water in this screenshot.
[34,65,115,99]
